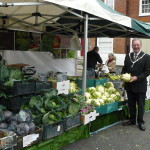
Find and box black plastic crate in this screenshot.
[3,80,36,96]
[42,121,65,141]
[0,96,31,113]
[35,81,52,93]
[64,113,81,131]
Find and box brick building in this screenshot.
[90,0,150,54]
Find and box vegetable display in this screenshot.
[85,83,124,107]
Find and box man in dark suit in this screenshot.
[122,38,150,131]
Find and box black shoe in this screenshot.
[122,120,136,126]
[138,124,146,131]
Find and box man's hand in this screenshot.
[130,76,137,82]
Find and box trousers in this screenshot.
[126,90,146,124]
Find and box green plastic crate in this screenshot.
[118,100,128,109]
[75,79,95,88]
[95,102,118,115]
[94,78,106,86]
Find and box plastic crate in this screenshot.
[75,79,95,88]
[64,113,81,131]
[118,100,128,109]
[109,80,123,89]
[14,127,42,150]
[94,78,106,86]
[0,129,17,150]
[95,102,118,115]
[3,80,36,96]
[0,96,31,113]
[42,121,65,141]
[35,81,52,93]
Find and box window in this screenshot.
[104,0,114,9]
[97,0,114,54]
[97,38,113,54]
[139,0,150,16]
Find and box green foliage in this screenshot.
[16,38,29,50]
[0,62,10,82]
[29,95,43,108]
[41,33,54,52]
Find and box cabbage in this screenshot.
[29,95,43,108]
[121,73,131,82]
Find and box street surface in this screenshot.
[60,111,150,150]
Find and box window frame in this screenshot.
[139,0,150,16]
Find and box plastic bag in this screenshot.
[70,33,82,50]
[101,65,109,73]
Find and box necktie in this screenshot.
[134,53,137,61]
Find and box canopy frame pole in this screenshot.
[82,13,88,96]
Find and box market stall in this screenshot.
[1,0,150,150]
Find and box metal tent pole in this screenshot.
[82,14,88,95]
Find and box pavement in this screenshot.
[60,111,150,150]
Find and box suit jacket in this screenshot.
[122,51,150,93]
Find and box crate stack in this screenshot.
[0,80,52,113]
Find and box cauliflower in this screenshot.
[107,87,116,94]
[92,91,102,98]
[110,94,116,99]
[105,82,114,88]
[96,85,105,93]
[103,92,109,98]
[121,73,131,82]
[85,99,92,105]
[85,92,91,99]
[86,87,96,93]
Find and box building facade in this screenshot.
[94,0,150,54]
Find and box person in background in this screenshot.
[105,53,116,74]
[122,38,150,131]
[87,46,103,78]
